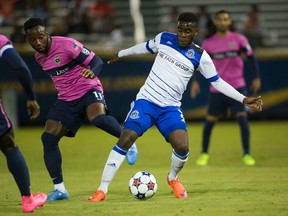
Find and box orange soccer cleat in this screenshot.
[167,175,188,198]
[87,190,106,202]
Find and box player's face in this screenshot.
[214,12,232,33]
[25,26,51,53]
[177,21,198,48]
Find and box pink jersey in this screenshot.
[202,32,253,93]
[0,34,13,57]
[35,36,103,101]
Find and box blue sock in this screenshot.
[91,114,122,138]
[237,116,250,155]
[202,120,215,153]
[5,146,30,196]
[41,132,62,184]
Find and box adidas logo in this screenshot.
[167,41,172,45]
[107,163,116,168]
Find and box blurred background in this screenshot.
[0,0,288,126]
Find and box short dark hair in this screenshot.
[215,10,231,18]
[178,12,198,27]
[24,18,45,32]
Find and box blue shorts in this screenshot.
[208,87,247,117]
[124,99,187,142]
[0,100,12,137]
[47,89,106,137]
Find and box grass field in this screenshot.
[0,121,287,216]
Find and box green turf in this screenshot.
[0,121,287,216]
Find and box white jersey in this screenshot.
[118,32,245,107]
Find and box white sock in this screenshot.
[98,149,125,194]
[168,151,188,181]
[54,182,67,193]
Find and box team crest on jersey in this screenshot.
[129,110,139,119]
[82,47,90,55]
[186,49,195,58]
[229,42,235,48]
[54,56,61,64]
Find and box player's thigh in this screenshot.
[123,100,155,137]
[85,89,107,121]
[156,106,187,147]
[230,87,247,116]
[0,104,15,152]
[46,100,82,137]
[207,92,229,118]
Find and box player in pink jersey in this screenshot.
[0,34,47,212]
[23,18,138,201]
[191,10,261,166]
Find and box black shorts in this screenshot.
[207,87,247,117]
[47,89,107,137]
[0,100,12,137]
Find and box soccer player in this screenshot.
[0,34,47,212]
[191,10,261,166]
[23,18,138,201]
[87,12,263,202]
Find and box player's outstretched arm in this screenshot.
[107,52,120,64]
[243,96,263,112]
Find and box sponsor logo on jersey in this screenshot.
[54,56,61,64]
[186,49,195,58]
[130,110,139,119]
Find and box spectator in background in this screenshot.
[159,6,179,33]
[194,5,214,45]
[0,0,17,26]
[88,0,113,34]
[237,4,267,48]
[105,21,124,50]
[26,0,49,24]
[10,21,26,44]
[50,17,68,36]
[66,0,90,34]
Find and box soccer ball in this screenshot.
[128,171,157,200]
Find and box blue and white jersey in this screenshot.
[119,32,219,107]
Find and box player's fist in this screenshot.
[27,100,40,119]
[243,96,263,112]
[81,69,95,79]
[107,52,120,64]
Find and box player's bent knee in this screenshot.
[0,129,16,153]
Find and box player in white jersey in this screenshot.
[87,12,263,202]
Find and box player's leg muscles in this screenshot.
[169,129,189,155]
[87,102,122,138]
[42,120,67,184]
[236,111,250,154]
[0,128,30,196]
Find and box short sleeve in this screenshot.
[197,50,219,82]
[239,34,253,56]
[145,33,162,54]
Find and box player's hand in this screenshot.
[250,77,261,95]
[107,52,120,64]
[27,100,40,119]
[80,69,95,79]
[190,80,200,98]
[243,96,263,112]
